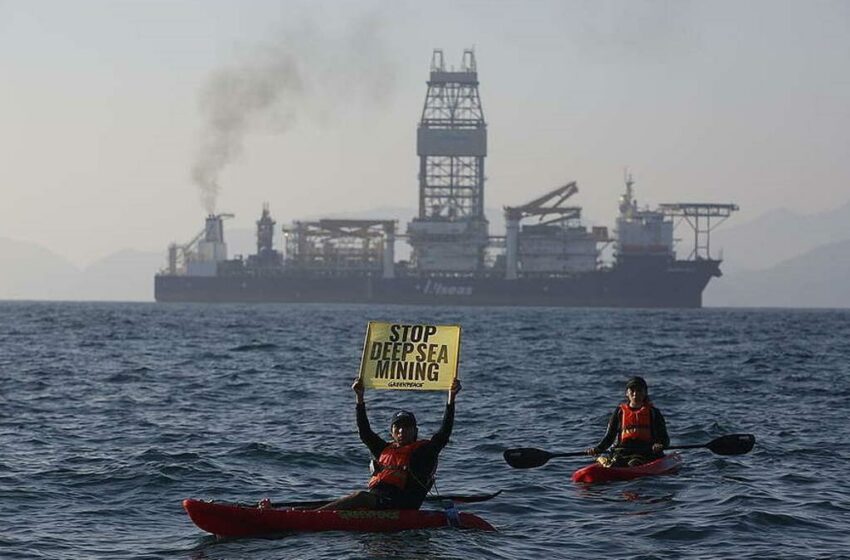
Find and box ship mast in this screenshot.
[619,169,636,218]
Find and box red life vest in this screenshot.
[619,402,653,445]
[368,440,432,490]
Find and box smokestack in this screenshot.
[204,214,225,244]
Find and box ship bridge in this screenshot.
[614,173,739,262]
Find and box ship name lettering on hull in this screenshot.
[422,280,473,296]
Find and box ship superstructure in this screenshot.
[504,181,608,279]
[155,49,738,308]
[282,219,394,277]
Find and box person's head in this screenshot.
[625,376,649,407]
[390,410,418,445]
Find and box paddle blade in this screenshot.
[503,448,554,469]
[706,433,755,455]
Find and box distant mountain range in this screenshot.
[0,238,163,301]
[703,200,850,308]
[1,200,848,307]
[704,238,850,308]
[707,200,850,273]
[0,238,81,300]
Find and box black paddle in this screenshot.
[270,490,502,509]
[666,433,755,455]
[504,434,756,469]
[503,448,586,469]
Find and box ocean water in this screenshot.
[1,302,849,559]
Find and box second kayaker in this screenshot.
[315,376,461,510]
[585,376,670,467]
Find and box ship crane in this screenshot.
[504,181,582,225]
[503,182,584,279]
[182,228,205,254]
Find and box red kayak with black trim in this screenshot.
[571,453,683,484]
[182,499,496,536]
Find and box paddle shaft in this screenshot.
[271,491,500,509]
[504,434,754,469]
[547,451,588,458]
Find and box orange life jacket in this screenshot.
[619,402,653,445]
[368,440,432,490]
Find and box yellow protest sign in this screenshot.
[358,322,461,391]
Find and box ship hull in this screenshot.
[155,259,720,308]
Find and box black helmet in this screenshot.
[626,376,648,391]
[390,410,417,428]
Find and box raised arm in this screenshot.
[430,378,461,450]
[352,378,386,455]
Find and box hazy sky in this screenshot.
[2,0,849,266]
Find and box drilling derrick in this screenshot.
[407,49,489,274]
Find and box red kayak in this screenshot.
[571,453,683,484]
[183,499,496,536]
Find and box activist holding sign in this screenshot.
[316,375,462,511]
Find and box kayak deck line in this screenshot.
[182,498,496,536]
[571,453,683,484]
[268,489,503,509]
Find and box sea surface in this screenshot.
[1,302,849,559]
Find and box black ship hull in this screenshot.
[155,258,721,308]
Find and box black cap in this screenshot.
[626,376,648,391]
[390,410,417,427]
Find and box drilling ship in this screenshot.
[155,50,738,308]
